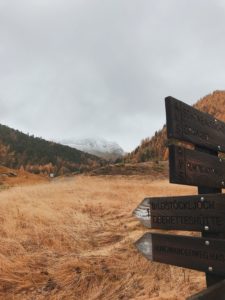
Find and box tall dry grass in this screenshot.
[0,175,205,299]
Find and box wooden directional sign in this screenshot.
[169,145,225,189]
[133,194,225,232]
[134,96,225,296]
[187,279,225,300]
[135,233,225,276]
[165,96,225,153]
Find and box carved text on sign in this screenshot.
[135,233,225,275]
[154,245,225,262]
[150,200,215,210]
[186,162,219,176]
[169,145,225,188]
[133,194,225,232]
[166,96,225,152]
[152,215,222,226]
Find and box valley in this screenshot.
[0,175,205,300]
[1,91,225,299]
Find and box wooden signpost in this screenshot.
[169,145,225,189]
[135,233,225,276]
[165,96,225,152]
[186,279,225,300]
[133,194,225,232]
[134,96,225,299]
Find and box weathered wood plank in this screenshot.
[187,279,225,300]
[165,96,225,153]
[135,233,225,276]
[169,145,225,188]
[133,194,225,232]
[196,146,225,287]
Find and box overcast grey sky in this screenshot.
[1,0,225,151]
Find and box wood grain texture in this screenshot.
[169,145,225,188]
[187,279,225,300]
[196,146,224,287]
[133,194,225,232]
[135,233,225,276]
[165,96,225,153]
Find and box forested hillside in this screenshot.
[0,124,104,175]
[125,90,225,163]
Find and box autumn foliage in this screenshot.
[0,124,104,176]
[126,90,225,163]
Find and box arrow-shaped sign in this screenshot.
[165,96,225,153]
[135,233,225,276]
[169,145,225,189]
[133,194,225,232]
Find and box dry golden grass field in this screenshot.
[0,175,206,300]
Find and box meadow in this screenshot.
[0,175,205,299]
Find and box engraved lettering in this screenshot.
[186,161,220,176]
[150,200,215,210]
[183,124,209,141]
[180,104,225,135]
[152,215,222,226]
[154,245,225,262]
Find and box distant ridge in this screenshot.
[59,138,125,161]
[0,124,104,176]
[125,90,225,163]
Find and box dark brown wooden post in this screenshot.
[196,146,224,287]
[187,279,225,300]
[165,96,225,287]
[134,96,225,299]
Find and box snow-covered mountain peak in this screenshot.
[59,138,125,160]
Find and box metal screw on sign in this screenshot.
[205,241,210,246]
[208,267,213,272]
[204,226,209,231]
[200,197,205,202]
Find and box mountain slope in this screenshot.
[59,138,125,160]
[0,124,104,175]
[126,90,225,162]
[0,165,47,187]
